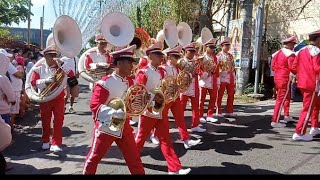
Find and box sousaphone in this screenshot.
[25,15,82,103]
[78,11,135,83]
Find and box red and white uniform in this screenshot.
[31,58,74,147]
[180,57,200,128]
[216,51,236,114]
[138,56,149,69]
[134,63,183,172]
[292,45,320,135]
[198,53,220,118]
[159,62,190,141]
[83,73,145,175]
[271,48,295,123]
[84,48,112,70]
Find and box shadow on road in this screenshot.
[190,162,281,174]
[4,127,86,157]
[6,162,62,175]
[141,162,281,174]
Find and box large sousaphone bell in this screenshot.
[177,22,193,47]
[25,15,82,103]
[163,19,179,48]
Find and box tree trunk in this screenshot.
[236,0,253,95]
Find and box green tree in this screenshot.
[0,0,32,26]
[129,0,199,37]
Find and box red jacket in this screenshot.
[271,48,295,81]
[292,45,320,91]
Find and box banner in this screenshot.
[228,19,243,69]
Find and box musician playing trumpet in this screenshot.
[199,38,220,123]
[134,41,191,175]
[83,45,145,175]
[30,45,75,152]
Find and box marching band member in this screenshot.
[84,34,113,90]
[199,38,220,123]
[30,45,75,152]
[180,42,206,133]
[291,29,320,141]
[216,38,237,119]
[158,45,201,149]
[271,35,297,128]
[134,41,191,175]
[83,45,145,175]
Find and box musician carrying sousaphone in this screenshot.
[26,15,82,152]
[78,34,113,90]
[83,12,146,175]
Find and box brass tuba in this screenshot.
[25,15,82,103]
[107,84,150,132]
[203,57,217,74]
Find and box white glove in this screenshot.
[112,109,125,119]
[44,75,55,84]
[201,72,209,79]
[148,92,156,106]
[217,84,220,90]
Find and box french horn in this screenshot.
[150,88,166,113]
[25,15,82,103]
[107,84,151,132]
[161,75,179,104]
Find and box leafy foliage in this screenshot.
[0,0,32,26]
[129,0,199,37]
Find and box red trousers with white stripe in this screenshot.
[217,82,235,114]
[83,121,145,175]
[40,93,65,146]
[272,80,291,123]
[295,89,320,135]
[181,93,200,128]
[135,115,182,172]
[159,98,190,141]
[199,87,218,118]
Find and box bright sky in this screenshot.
[11,0,55,30]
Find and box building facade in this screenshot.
[3,27,52,49]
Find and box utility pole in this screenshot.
[236,0,253,95]
[27,0,31,48]
[225,0,235,36]
[253,0,266,94]
[40,5,44,49]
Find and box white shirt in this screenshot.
[61,56,79,74]
[7,63,18,75]
[8,63,23,91]
[26,62,35,74]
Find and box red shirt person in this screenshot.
[291,29,320,141]
[271,35,297,128]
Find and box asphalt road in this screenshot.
[3,78,320,175]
